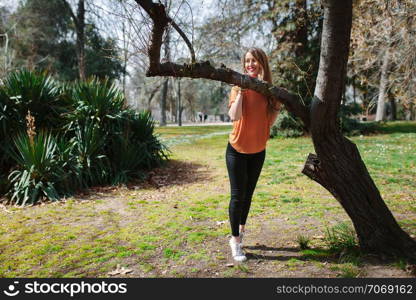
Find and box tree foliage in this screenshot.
[349,0,416,119]
[2,0,124,81]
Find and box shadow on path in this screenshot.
[243,245,405,267]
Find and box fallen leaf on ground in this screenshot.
[107,264,133,276]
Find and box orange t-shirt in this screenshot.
[228,86,278,154]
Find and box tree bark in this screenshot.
[76,0,86,80]
[375,48,390,121]
[177,79,182,126]
[160,78,168,126]
[159,26,171,126]
[388,91,396,121]
[135,0,416,261]
[62,0,86,80]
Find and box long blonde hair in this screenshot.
[241,47,278,112]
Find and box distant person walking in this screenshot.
[226,47,281,262]
[197,112,203,122]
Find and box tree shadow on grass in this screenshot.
[243,245,408,268]
[375,121,416,134]
[129,159,212,189]
[64,159,211,200]
[244,245,338,263]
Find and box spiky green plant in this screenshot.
[7,131,64,205]
[2,69,69,130]
[105,110,169,184]
[72,119,109,187]
[324,222,359,253]
[1,71,168,204]
[296,234,311,250]
[65,76,125,126]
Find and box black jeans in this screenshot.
[226,142,265,237]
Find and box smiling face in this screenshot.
[244,52,262,78]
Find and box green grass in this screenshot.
[0,122,415,277]
[155,125,232,138]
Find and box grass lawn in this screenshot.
[0,121,415,278]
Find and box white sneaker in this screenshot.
[229,238,247,262]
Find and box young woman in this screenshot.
[226,47,281,262]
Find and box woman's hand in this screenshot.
[228,88,243,121]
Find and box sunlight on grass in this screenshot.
[1,123,415,277]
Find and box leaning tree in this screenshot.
[134,0,416,261]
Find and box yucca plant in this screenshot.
[105,111,150,184]
[126,110,169,169]
[7,130,64,205]
[2,69,69,131]
[65,76,125,127]
[72,119,109,186]
[2,72,169,204]
[102,107,169,184]
[55,135,82,194]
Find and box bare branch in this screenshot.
[170,20,195,63]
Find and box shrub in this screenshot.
[339,103,377,136]
[270,109,304,138]
[105,110,168,184]
[0,71,168,205]
[0,70,70,193]
[1,69,69,131]
[7,131,64,205]
[270,103,378,138]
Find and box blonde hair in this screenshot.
[241,47,278,112]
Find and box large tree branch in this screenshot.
[134,0,311,128]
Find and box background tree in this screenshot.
[350,0,416,121]
[4,0,123,81]
[0,6,13,77]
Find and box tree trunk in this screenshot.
[159,27,170,126]
[388,91,396,121]
[406,102,415,121]
[375,48,390,121]
[76,0,86,80]
[177,79,182,126]
[160,78,168,126]
[303,0,416,259]
[122,20,128,95]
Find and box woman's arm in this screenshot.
[228,89,243,121]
